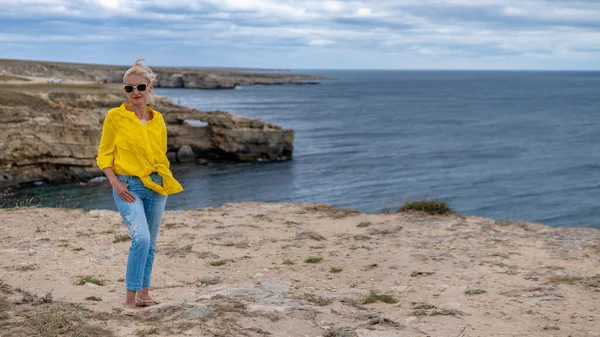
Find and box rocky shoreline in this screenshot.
[0,59,324,89]
[1,202,599,336]
[0,82,294,190]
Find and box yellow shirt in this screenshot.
[96,103,183,196]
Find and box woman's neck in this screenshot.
[127,103,148,119]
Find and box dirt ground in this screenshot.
[1,202,599,337]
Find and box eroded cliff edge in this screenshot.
[0,83,294,190]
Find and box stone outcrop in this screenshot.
[0,59,323,89]
[0,85,294,190]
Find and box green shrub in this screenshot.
[76,276,105,286]
[397,198,454,215]
[304,257,322,264]
[362,290,397,304]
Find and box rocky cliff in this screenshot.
[0,59,323,89]
[0,83,294,190]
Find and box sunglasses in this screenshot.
[123,83,148,93]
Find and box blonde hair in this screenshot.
[123,58,157,105]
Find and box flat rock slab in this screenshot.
[260,277,290,295]
[138,302,217,320]
[197,278,330,314]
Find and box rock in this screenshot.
[87,176,107,183]
[89,251,118,261]
[196,158,209,166]
[197,279,330,314]
[182,307,218,320]
[521,286,565,302]
[176,145,196,163]
[296,231,327,241]
[260,278,289,295]
[138,302,217,320]
[437,302,462,311]
[166,151,177,163]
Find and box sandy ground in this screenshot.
[1,202,600,337]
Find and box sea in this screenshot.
[3,70,600,228]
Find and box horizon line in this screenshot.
[1,58,599,72]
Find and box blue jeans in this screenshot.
[113,173,167,291]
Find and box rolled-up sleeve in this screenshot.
[96,112,117,169]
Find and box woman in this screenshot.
[96,59,183,315]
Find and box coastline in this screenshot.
[0,59,325,89]
[0,80,295,191]
[1,202,599,336]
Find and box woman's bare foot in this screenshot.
[136,287,160,307]
[135,296,160,307]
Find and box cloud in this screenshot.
[307,39,337,46]
[0,0,599,69]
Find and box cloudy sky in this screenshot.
[1,0,600,69]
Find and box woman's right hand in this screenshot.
[113,180,136,203]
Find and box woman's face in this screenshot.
[124,74,152,105]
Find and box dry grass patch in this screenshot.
[135,326,160,336]
[495,219,532,231]
[367,226,403,236]
[0,280,13,295]
[356,222,371,228]
[112,232,130,243]
[304,257,322,264]
[164,244,194,258]
[544,276,585,285]
[330,267,343,273]
[26,301,115,337]
[18,291,54,306]
[296,231,327,241]
[0,296,10,319]
[465,289,487,295]
[84,296,102,301]
[210,300,247,314]
[196,251,220,259]
[210,260,228,267]
[301,293,333,306]
[353,235,371,241]
[282,259,295,265]
[324,327,356,337]
[363,291,397,304]
[76,276,105,286]
[10,263,39,271]
[197,277,221,286]
[223,240,250,248]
